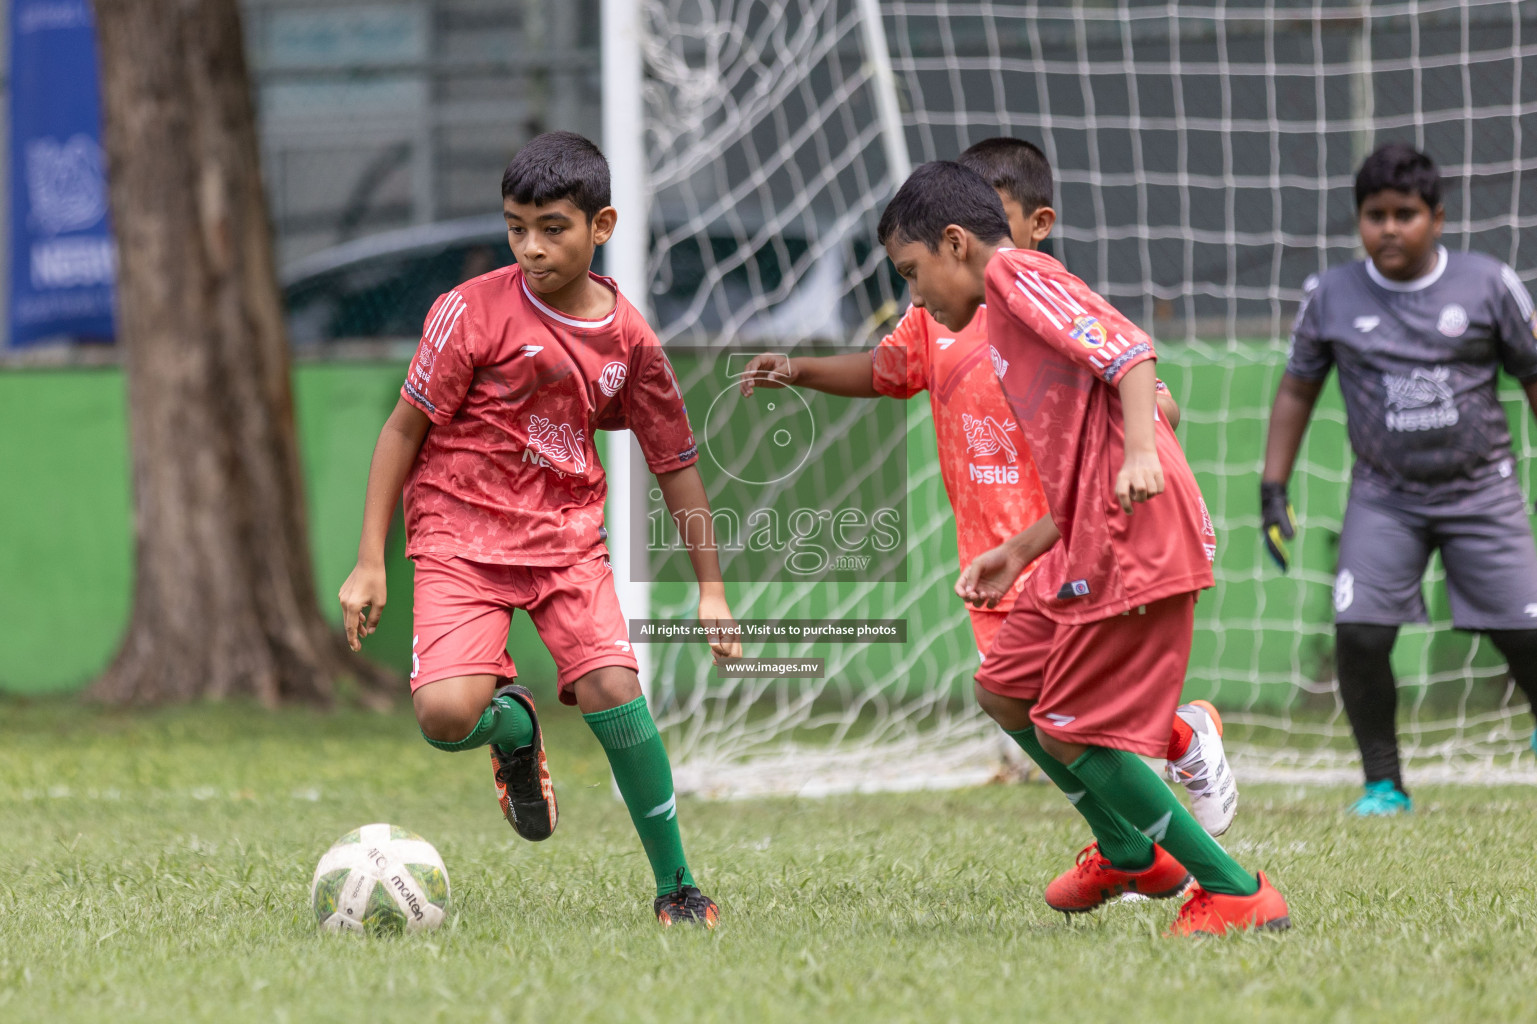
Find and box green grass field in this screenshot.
[3,698,1535,1024]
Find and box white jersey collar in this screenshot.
[520,273,618,329]
[1365,245,1447,292]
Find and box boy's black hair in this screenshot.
[1354,141,1441,211]
[958,137,1054,213]
[877,161,1012,250]
[501,131,611,219]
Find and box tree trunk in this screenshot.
[90,0,394,706]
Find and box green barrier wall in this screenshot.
[2,349,1531,705]
[0,364,557,695]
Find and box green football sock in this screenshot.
[419,691,534,753]
[584,697,694,896]
[1004,727,1153,870]
[1070,746,1259,896]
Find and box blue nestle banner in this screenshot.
[8,0,116,347]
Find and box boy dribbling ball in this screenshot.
[877,161,1290,936]
[338,131,741,928]
[1261,142,1537,816]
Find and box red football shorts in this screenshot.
[969,607,1008,661]
[974,593,1197,757]
[410,554,638,705]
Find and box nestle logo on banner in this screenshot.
[26,135,109,236]
[31,238,115,288]
[24,133,115,290]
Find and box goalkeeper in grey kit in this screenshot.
[1261,142,1537,815]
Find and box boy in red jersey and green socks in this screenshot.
[876,160,1289,935]
[339,132,741,928]
[741,140,1236,874]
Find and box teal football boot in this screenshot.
[1350,778,1412,817]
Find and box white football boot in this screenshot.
[1165,700,1238,837]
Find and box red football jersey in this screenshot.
[401,265,697,566]
[984,248,1215,624]
[871,304,1049,612]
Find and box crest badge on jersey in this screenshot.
[989,345,1009,379]
[598,360,628,397]
[1068,314,1108,349]
[1436,303,1468,338]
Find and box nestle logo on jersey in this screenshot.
[1383,366,1459,432]
[962,414,1019,484]
[523,414,587,475]
[969,464,1020,485]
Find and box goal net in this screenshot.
[628,0,1537,795]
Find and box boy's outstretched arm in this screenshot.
[738,351,879,397]
[339,397,431,650]
[653,464,744,662]
[1259,372,1325,571]
[1115,360,1165,513]
[956,514,1060,608]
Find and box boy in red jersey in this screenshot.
[339,132,740,928]
[741,140,1237,855]
[876,160,1289,936]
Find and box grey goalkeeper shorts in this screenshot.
[1333,478,1537,631]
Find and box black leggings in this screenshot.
[1335,624,1537,793]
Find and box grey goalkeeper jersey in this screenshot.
[1287,247,1537,498]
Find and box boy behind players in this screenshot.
[878,160,1289,935]
[1261,142,1537,815]
[338,131,741,927]
[739,140,1236,846]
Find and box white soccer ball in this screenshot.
[310,823,450,934]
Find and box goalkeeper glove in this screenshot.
[1260,481,1297,572]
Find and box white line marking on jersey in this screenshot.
[1501,264,1534,319]
[936,337,955,349]
[1044,712,1076,726]
[1353,315,1380,333]
[1524,603,1537,619]
[1048,279,1087,314]
[428,292,466,352]
[1014,278,1064,328]
[520,345,543,357]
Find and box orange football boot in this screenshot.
[1045,842,1193,913]
[488,683,557,842]
[655,869,719,929]
[1166,871,1291,936]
